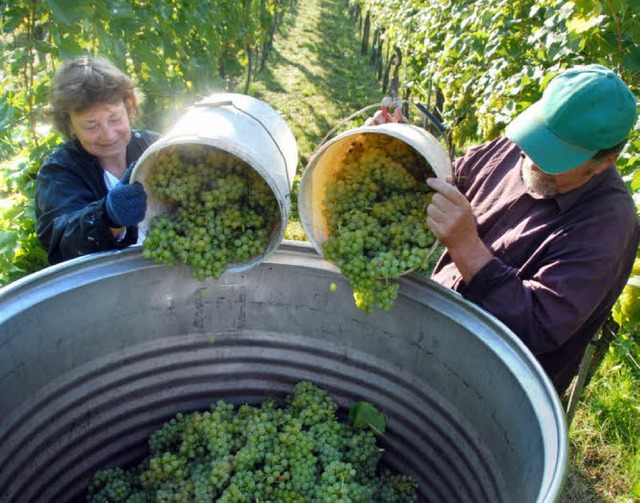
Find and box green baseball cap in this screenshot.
[505,64,638,174]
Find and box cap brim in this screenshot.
[505,102,596,174]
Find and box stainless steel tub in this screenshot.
[0,241,567,502]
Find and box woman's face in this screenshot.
[69,101,131,162]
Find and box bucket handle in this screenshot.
[193,98,292,190]
[312,100,454,162]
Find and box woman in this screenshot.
[36,55,160,265]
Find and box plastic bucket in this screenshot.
[298,123,452,257]
[0,243,567,502]
[131,92,298,272]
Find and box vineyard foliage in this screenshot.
[0,0,292,284]
[1,0,640,332]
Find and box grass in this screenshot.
[250,0,381,167]
[246,0,640,500]
[248,0,381,235]
[561,340,640,502]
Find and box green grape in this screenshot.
[86,467,138,502]
[86,381,419,503]
[142,146,280,280]
[322,135,437,312]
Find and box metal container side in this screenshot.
[0,242,567,502]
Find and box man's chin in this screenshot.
[522,164,558,197]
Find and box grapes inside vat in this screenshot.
[85,381,420,501]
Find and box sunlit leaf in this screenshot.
[567,14,605,34]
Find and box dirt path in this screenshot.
[251,0,382,168]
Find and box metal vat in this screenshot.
[0,242,567,502]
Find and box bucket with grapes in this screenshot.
[298,122,452,312]
[131,93,298,280]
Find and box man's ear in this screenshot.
[594,153,619,175]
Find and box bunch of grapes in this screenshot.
[86,381,418,502]
[614,257,640,325]
[142,146,280,280]
[322,134,437,312]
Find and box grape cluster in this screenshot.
[86,381,418,502]
[142,146,280,280]
[615,257,640,325]
[322,134,437,312]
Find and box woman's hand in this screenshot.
[105,164,147,228]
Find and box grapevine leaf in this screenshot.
[46,0,92,25]
[58,34,86,57]
[623,45,640,72]
[0,231,19,254]
[566,15,605,34]
[348,401,386,434]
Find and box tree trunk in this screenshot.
[361,13,370,56]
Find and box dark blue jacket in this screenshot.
[35,129,160,265]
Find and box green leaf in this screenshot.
[623,44,640,72]
[348,401,386,434]
[46,0,92,25]
[566,14,605,34]
[0,231,19,255]
[58,34,85,57]
[1,6,29,33]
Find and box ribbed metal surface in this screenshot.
[0,242,567,502]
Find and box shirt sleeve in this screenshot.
[35,160,136,265]
[462,228,633,355]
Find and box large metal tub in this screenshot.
[0,241,567,502]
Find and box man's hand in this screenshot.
[426,177,476,248]
[426,177,493,282]
[364,106,407,126]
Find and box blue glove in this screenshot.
[105,164,147,227]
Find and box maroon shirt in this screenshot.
[431,137,639,394]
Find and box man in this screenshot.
[425,64,638,395]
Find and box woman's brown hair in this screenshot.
[47,55,141,138]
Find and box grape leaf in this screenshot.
[46,0,92,25]
[348,401,386,434]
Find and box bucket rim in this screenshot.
[306,123,453,180]
[130,137,288,274]
[298,123,452,257]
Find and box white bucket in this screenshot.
[298,123,452,258]
[131,93,298,273]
